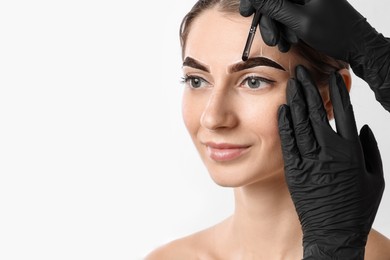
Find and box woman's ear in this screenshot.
[321,68,352,120]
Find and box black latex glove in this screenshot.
[240,0,305,52]
[240,0,390,112]
[278,65,385,259]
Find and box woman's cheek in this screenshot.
[182,96,195,135]
[182,92,204,137]
[251,91,286,130]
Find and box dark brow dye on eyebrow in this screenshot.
[229,57,286,73]
[183,56,286,73]
[183,57,210,72]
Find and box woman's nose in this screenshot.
[200,89,238,131]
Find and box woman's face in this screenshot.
[182,8,308,187]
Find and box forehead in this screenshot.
[184,8,304,71]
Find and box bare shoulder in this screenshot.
[144,227,217,260]
[366,229,390,260]
[144,237,196,260]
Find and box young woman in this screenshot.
[146,0,390,258]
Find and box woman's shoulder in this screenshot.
[144,237,195,260]
[366,229,390,260]
[144,227,217,260]
[144,226,390,259]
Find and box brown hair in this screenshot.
[179,0,349,86]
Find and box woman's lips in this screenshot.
[204,142,251,162]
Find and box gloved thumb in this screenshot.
[248,0,302,30]
[240,0,255,17]
[359,124,383,176]
[278,104,301,173]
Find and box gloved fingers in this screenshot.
[259,15,279,46]
[251,0,302,29]
[276,24,299,52]
[277,35,291,53]
[283,25,299,45]
[329,72,358,141]
[286,78,319,158]
[359,124,384,176]
[239,0,255,17]
[296,65,329,126]
[359,124,385,236]
[292,0,309,4]
[259,16,298,50]
[278,104,301,170]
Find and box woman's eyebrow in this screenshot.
[182,56,285,73]
[182,57,210,72]
[229,57,286,72]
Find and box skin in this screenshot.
[146,7,390,260]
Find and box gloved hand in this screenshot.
[240,0,305,52]
[278,65,385,259]
[240,0,390,112]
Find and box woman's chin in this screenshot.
[206,165,285,188]
[207,169,263,188]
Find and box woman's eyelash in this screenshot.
[244,76,275,84]
[241,75,276,90]
[181,75,208,89]
[180,75,276,90]
[181,75,200,83]
[180,75,190,84]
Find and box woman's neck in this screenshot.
[228,171,303,258]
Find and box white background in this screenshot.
[0,0,389,259]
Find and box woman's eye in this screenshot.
[182,75,208,89]
[242,76,274,90]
